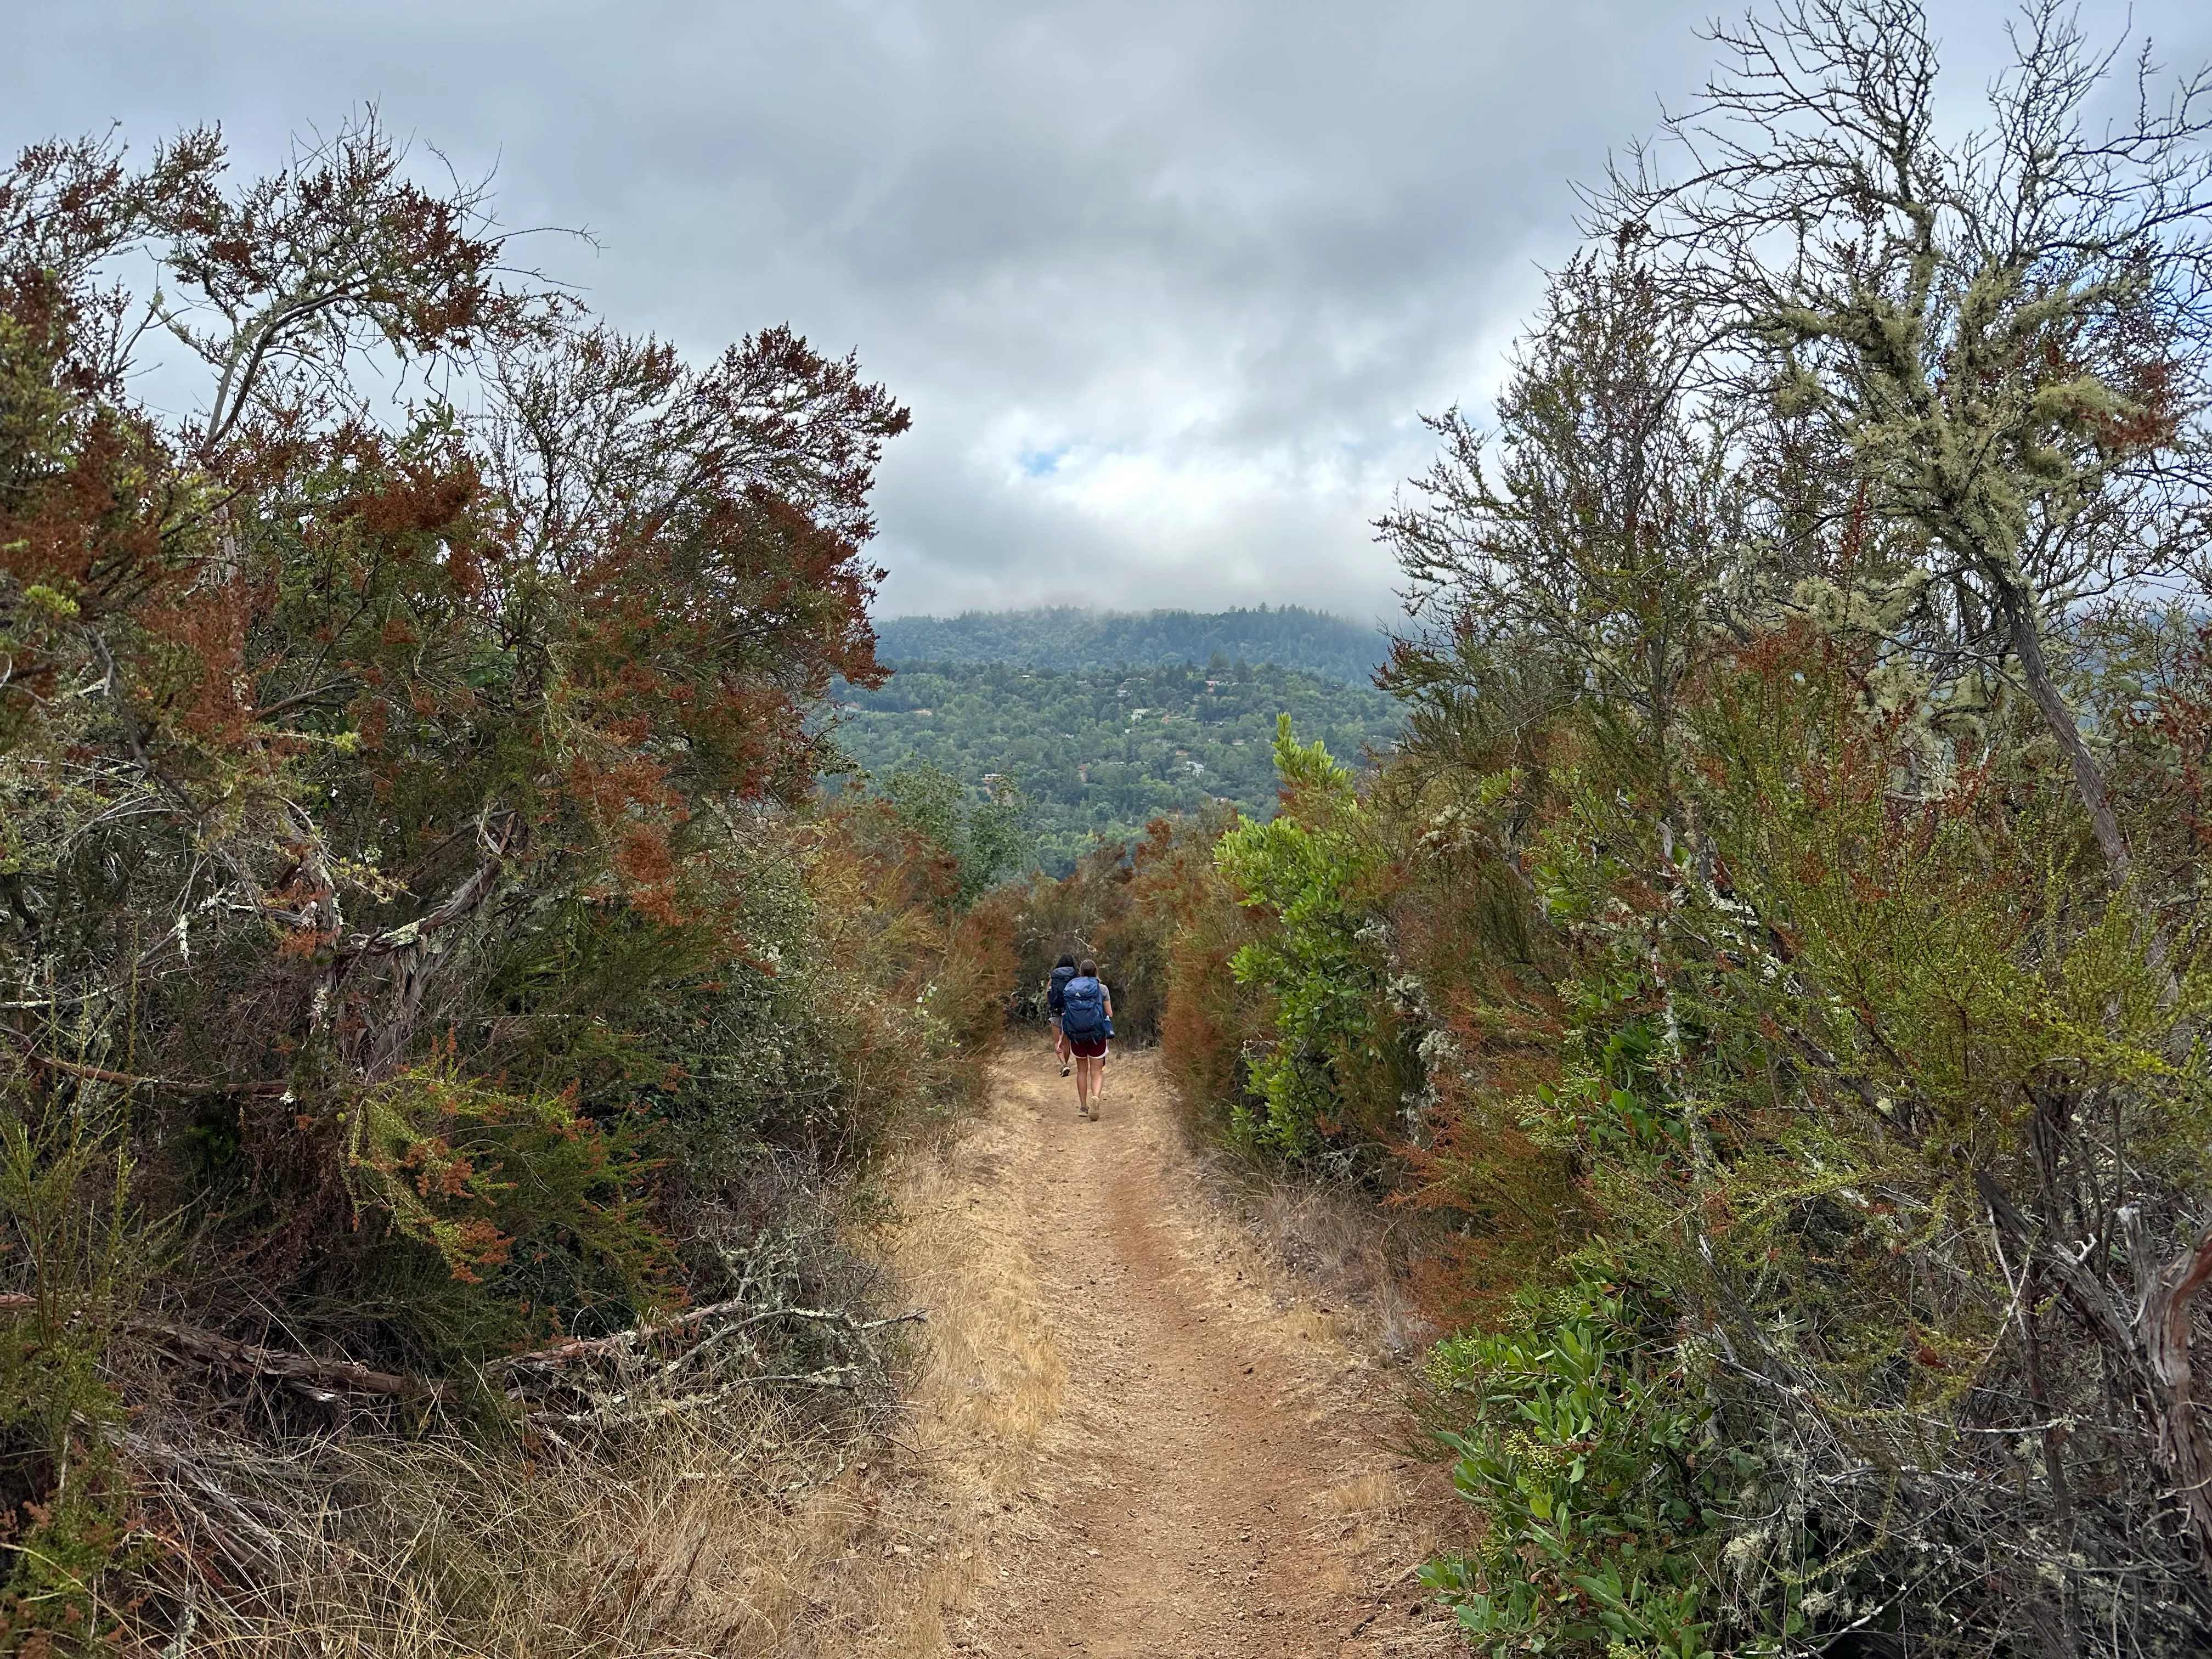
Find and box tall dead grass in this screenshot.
[112,1106,1063,1658]
[787,1090,1069,1656]
[1176,1139,1437,1366]
[136,1401,894,1657]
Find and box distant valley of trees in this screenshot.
[832,649,1398,873]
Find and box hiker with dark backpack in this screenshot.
[1059,958,1113,1120]
[1045,954,1078,1076]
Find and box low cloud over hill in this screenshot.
[872,605,1389,687]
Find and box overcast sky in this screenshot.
[9,2,2210,623]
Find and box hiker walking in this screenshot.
[1059,958,1113,1120]
[1045,953,1078,1077]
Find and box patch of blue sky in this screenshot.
[1016,443,1075,478]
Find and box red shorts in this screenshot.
[1069,1035,1108,1060]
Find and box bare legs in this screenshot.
[1053,1020,1071,1075]
[1074,1053,1105,1118]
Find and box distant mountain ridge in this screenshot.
[871,605,1388,685]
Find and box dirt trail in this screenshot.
[864,1040,1464,1657]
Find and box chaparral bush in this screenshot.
[0,117,1007,1652]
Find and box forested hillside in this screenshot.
[832,658,1398,871]
[873,605,1386,684]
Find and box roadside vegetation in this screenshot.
[0,119,1010,1653]
[1022,4,2212,1654]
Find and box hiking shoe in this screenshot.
[1060,1064,1071,1077]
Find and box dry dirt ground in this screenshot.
[823,1038,1469,1658]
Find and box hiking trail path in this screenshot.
[855,1039,1467,1658]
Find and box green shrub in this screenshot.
[1421,1273,1723,1659]
[0,1102,152,1647]
[347,1060,673,1337]
[1215,718,1411,1163]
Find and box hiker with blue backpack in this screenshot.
[1058,957,1113,1120]
[1045,954,1078,1076]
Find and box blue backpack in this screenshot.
[1060,975,1109,1041]
[1047,963,1076,1015]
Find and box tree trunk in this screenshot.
[2125,1208,2212,1580]
[1995,577,2130,882]
[1980,1176,2212,1580]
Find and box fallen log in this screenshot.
[0,1294,922,1406]
[489,1299,926,1372]
[143,1322,452,1403]
[0,1296,451,1402]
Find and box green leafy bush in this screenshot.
[1215,718,1410,1163]
[1421,1274,1722,1659]
[347,1060,671,1315]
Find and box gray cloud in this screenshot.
[8,1,2209,623]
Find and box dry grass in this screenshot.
[140,1404,885,1657]
[1183,1152,1438,1366]
[810,1094,1071,1654]
[876,1129,1063,1502]
[129,1109,1068,1659]
[1318,1471,1409,1521]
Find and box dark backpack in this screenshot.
[1060,975,1108,1041]
[1046,963,1076,1015]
